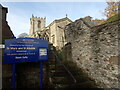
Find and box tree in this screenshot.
[104,0,119,18]
[18,33,28,38]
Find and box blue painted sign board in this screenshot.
[4,38,48,64]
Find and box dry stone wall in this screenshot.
[65,19,120,88]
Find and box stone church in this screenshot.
[29,15,72,49]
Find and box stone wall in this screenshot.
[56,20,71,48]
[65,18,120,88]
[62,42,72,62]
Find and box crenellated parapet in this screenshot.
[29,15,46,36]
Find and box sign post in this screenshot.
[39,48,48,89]
[12,37,16,90]
[40,61,43,89]
[4,38,48,89]
[12,64,16,89]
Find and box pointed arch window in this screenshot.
[38,20,41,28]
[52,35,55,44]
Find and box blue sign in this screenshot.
[4,38,48,64]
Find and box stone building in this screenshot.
[1,5,14,43]
[0,4,14,89]
[29,15,46,37]
[29,16,72,49]
[47,17,72,49]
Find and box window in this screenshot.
[38,20,41,28]
[52,35,55,43]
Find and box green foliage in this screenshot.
[105,14,120,23]
[103,1,119,18]
[57,50,63,60]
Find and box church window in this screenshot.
[52,35,55,44]
[38,20,41,28]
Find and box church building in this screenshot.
[29,15,72,49]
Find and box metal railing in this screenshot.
[51,48,77,84]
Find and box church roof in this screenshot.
[47,17,72,27]
[55,17,72,23]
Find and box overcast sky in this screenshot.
[1,2,107,37]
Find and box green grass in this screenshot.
[105,14,120,23]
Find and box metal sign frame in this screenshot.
[4,38,48,64]
[4,38,48,89]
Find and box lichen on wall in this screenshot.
[65,18,120,88]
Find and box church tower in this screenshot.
[29,15,46,36]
